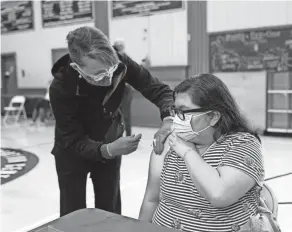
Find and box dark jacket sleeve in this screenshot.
[49,85,106,161]
[120,53,174,120]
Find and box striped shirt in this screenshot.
[152,132,265,232]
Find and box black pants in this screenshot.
[55,154,122,217]
[32,99,50,122]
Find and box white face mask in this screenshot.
[173,111,211,141]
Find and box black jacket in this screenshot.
[49,51,174,161]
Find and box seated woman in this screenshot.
[139,74,265,232]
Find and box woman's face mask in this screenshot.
[173,111,211,141]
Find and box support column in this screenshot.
[93,1,109,37]
[187,1,209,76]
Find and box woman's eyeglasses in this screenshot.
[171,108,209,120]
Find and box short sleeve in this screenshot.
[218,133,265,186]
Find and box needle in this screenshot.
[139,139,154,147]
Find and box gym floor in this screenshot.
[1,124,292,232]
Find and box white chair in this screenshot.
[261,183,278,218]
[3,95,27,126]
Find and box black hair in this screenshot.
[174,74,261,142]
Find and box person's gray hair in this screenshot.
[66,26,118,66]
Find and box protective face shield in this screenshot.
[71,63,120,87]
[173,111,211,141]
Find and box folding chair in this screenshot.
[261,183,278,218]
[3,95,27,126]
[263,172,292,215]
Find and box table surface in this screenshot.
[28,208,176,232]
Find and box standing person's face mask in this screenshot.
[173,111,211,141]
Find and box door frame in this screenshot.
[1,52,18,96]
[1,52,18,114]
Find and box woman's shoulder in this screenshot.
[218,132,262,154]
[223,132,260,145]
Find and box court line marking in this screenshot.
[12,177,147,232]
[262,139,292,145]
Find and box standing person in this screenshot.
[31,81,51,126]
[113,39,133,136]
[49,26,174,217]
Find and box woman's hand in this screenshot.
[153,118,173,155]
[168,132,197,158]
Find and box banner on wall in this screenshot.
[1,1,34,34]
[210,26,292,72]
[111,1,184,19]
[41,0,93,27]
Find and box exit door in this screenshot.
[1,53,18,112]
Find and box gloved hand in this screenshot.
[106,134,142,158]
[153,118,173,155]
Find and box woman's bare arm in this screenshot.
[138,139,170,222]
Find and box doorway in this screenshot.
[1,53,18,112]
